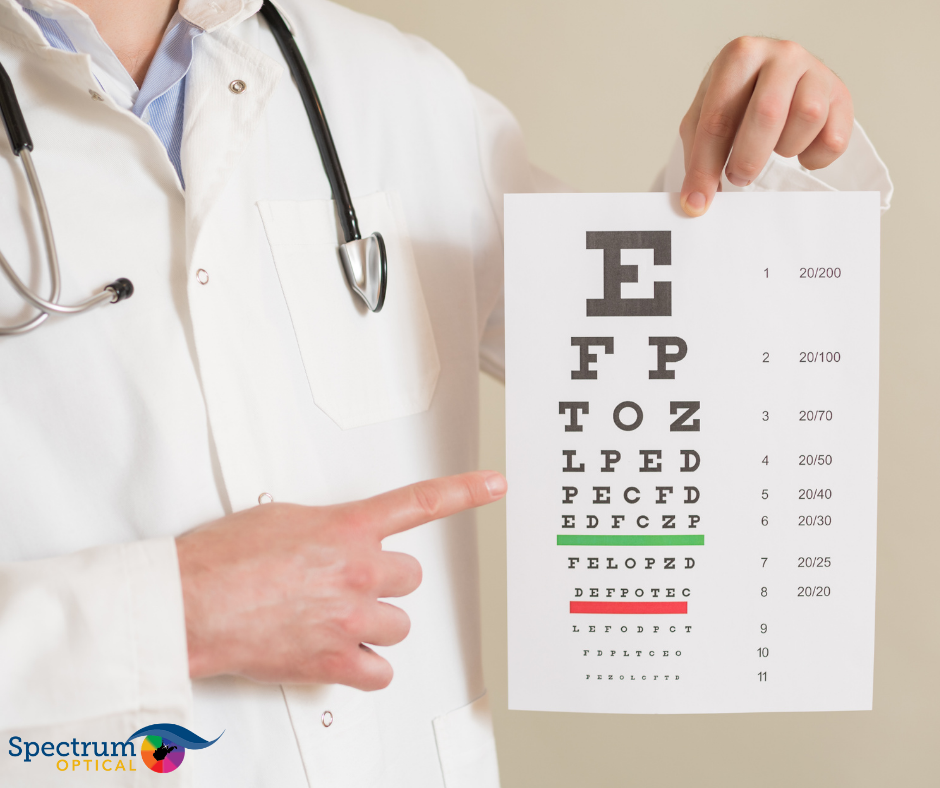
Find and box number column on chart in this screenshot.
[756,265,774,686]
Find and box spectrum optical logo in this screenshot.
[7,723,222,775]
[127,724,223,774]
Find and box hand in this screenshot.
[175,470,507,690]
[679,37,854,217]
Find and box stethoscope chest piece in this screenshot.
[339,232,387,312]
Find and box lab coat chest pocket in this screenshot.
[258,193,440,430]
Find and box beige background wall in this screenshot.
[337,1,938,785]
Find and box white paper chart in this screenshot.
[505,192,880,714]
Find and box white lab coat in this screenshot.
[0,0,891,785]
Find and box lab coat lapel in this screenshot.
[0,3,113,101]
[181,25,281,258]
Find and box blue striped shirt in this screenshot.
[20,4,203,187]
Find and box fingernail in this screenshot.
[726,171,750,188]
[683,191,706,216]
[482,471,507,497]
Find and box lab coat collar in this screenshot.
[0,0,56,51]
[178,0,262,33]
[0,0,262,43]
[0,0,281,227]
[0,1,105,105]
[14,0,141,109]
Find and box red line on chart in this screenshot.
[569,601,687,615]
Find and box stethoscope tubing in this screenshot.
[1,150,114,314]
[0,149,57,334]
[0,62,132,335]
[260,1,387,312]
[260,1,362,245]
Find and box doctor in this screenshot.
[0,0,890,786]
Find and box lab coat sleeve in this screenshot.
[472,86,572,382]
[655,119,894,212]
[0,538,191,747]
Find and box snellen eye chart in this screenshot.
[504,192,880,714]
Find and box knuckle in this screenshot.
[833,81,854,110]
[820,126,850,155]
[699,110,738,142]
[460,474,482,506]
[733,159,764,181]
[342,559,377,592]
[411,482,444,521]
[335,603,364,638]
[322,506,364,543]
[751,95,786,129]
[686,163,719,187]
[793,97,827,127]
[339,506,372,536]
[318,649,349,682]
[732,156,763,179]
[724,35,761,61]
[776,39,806,60]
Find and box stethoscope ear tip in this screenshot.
[106,277,134,303]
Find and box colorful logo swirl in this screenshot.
[126,724,223,775]
[141,735,185,773]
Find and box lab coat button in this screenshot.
[258,492,274,504]
[196,269,209,285]
[88,90,104,102]
[321,711,333,728]
[229,80,247,94]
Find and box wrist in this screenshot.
[176,533,227,680]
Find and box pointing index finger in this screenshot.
[351,471,508,539]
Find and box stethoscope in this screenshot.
[0,0,387,337]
